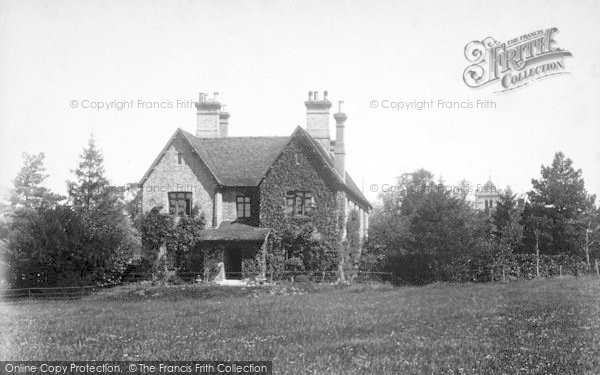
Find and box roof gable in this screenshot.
[140,127,372,209]
[285,127,372,209]
[139,129,220,186]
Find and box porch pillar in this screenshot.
[259,235,269,280]
[213,190,222,228]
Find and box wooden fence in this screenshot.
[0,285,99,301]
[0,271,394,301]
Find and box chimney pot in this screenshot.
[324,91,328,100]
[338,100,344,112]
[308,91,313,100]
[314,91,319,100]
[213,92,219,101]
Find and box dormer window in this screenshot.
[168,192,192,216]
[236,196,251,218]
[285,191,313,217]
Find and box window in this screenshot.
[177,152,183,165]
[295,152,303,165]
[236,196,251,218]
[285,191,313,217]
[168,192,192,216]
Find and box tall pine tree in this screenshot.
[522,152,595,256]
[67,135,139,283]
[67,136,110,213]
[11,152,62,210]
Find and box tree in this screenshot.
[492,187,524,250]
[124,188,143,230]
[0,187,12,241]
[11,152,62,210]
[369,169,435,258]
[370,169,489,283]
[523,152,595,256]
[489,187,524,280]
[580,203,600,269]
[6,205,88,286]
[67,136,110,213]
[66,136,139,282]
[455,179,472,200]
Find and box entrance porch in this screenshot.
[198,221,270,283]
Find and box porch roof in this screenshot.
[198,221,271,242]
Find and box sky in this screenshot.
[0,0,599,204]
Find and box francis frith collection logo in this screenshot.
[463,28,572,92]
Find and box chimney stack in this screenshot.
[219,107,230,137]
[195,91,222,138]
[305,90,332,152]
[334,100,346,180]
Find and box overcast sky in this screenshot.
[1,0,599,204]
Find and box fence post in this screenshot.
[595,259,599,278]
[559,265,562,277]
[28,288,31,299]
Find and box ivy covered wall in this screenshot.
[259,136,343,272]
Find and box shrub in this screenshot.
[242,257,262,279]
[7,204,135,287]
[140,206,174,268]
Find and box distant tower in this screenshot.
[474,179,502,213]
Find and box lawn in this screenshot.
[1,277,600,374]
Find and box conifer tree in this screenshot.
[67,136,110,213]
[66,135,139,283]
[522,152,595,256]
[11,152,62,210]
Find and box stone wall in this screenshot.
[141,133,217,225]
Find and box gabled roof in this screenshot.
[140,127,372,209]
[181,130,289,186]
[289,127,372,209]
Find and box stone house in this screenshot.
[139,91,371,282]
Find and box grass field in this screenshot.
[1,277,600,374]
